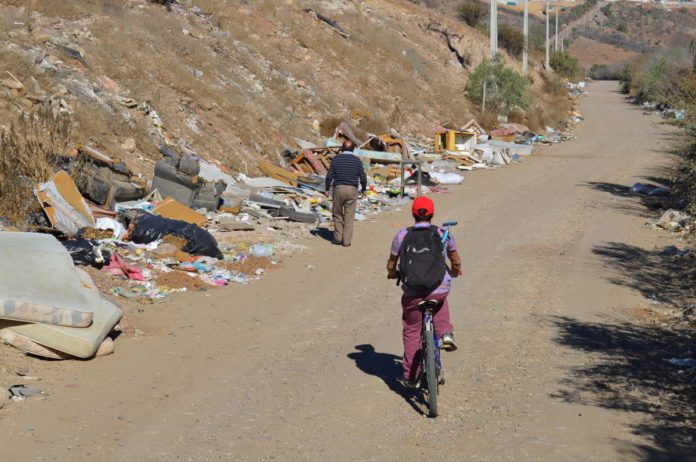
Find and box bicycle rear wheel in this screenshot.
[424,331,439,417]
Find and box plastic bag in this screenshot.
[62,239,109,268]
[129,213,223,259]
[250,244,275,257]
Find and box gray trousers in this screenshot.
[332,185,358,245]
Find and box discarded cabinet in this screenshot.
[434,130,478,153]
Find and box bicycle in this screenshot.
[418,298,445,417]
[399,220,458,418]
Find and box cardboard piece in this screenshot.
[258,161,301,186]
[35,171,95,236]
[153,197,207,226]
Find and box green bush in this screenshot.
[466,57,528,115]
[590,63,624,80]
[630,50,691,105]
[529,24,546,52]
[498,24,524,58]
[559,0,598,27]
[619,63,634,94]
[600,4,612,18]
[616,22,628,33]
[459,0,488,27]
[550,51,581,80]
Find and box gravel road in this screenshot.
[1,81,681,461]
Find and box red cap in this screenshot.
[412,196,435,218]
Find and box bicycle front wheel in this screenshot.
[424,331,439,417]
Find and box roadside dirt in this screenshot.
[1,82,693,461]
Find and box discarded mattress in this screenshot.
[0,233,94,327]
[0,269,122,359]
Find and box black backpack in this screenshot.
[398,225,446,294]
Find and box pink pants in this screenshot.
[401,292,453,381]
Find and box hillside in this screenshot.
[0,0,533,178]
[567,1,696,70]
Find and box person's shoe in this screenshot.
[342,243,351,247]
[441,333,458,351]
[397,377,420,389]
[331,240,342,245]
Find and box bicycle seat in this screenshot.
[418,300,441,311]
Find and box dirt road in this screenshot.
[1,82,684,461]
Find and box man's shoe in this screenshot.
[441,333,458,351]
[397,377,420,389]
[342,243,351,247]
[331,240,342,245]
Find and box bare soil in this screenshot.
[1,82,693,461]
[569,36,638,68]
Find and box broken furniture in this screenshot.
[151,144,226,211]
[71,146,147,210]
[287,147,338,176]
[434,129,478,154]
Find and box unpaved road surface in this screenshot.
[1,82,686,461]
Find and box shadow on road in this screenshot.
[593,242,694,308]
[347,344,428,416]
[310,226,335,243]
[583,181,669,218]
[549,316,695,462]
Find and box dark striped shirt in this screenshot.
[325,152,367,192]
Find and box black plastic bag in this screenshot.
[405,170,438,187]
[62,239,110,268]
[129,213,223,259]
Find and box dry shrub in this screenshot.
[319,112,389,142]
[525,106,546,132]
[316,115,340,138]
[472,109,500,131]
[357,115,388,138]
[0,110,70,223]
[508,108,527,124]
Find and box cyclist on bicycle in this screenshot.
[386,196,462,388]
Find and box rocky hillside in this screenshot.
[567,2,696,70]
[0,0,544,178]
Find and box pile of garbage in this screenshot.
[0,93,586,362]
[630,98,687,122]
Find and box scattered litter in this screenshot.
[656,210,692,232]
[631,183,669,197]
[9,386,42,400]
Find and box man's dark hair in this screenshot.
[413,210,433,222]
[341,140,355,152]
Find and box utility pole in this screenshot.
[545,0,550,71]
[523,0,529,76]
[490,0,498,60]
[555,6,559,51]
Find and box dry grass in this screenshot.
[0,109,70,223]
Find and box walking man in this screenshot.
[325,140,367,247]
